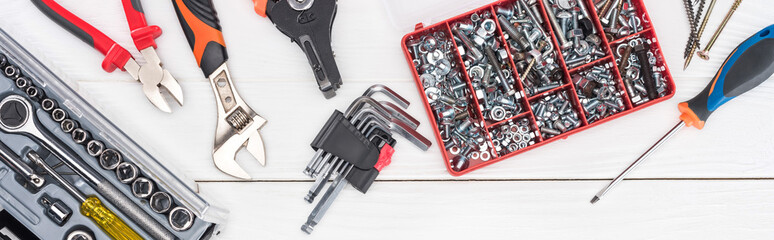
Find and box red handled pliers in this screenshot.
[31,0,184,113]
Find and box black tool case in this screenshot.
[0,29,227,239]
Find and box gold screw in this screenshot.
[696,0,743,61]
[684,0,718,70]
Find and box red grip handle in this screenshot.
[121,0,162,50]
[31,0,131,72]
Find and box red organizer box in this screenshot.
[401,0,675,176]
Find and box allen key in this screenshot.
[362,84,410,109]
[301,86,433,234]
[305,96,396,177]
[306,111,392,201]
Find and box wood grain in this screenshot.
[201,181,774,239]
[0,0,773,238]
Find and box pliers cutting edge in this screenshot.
[31,0,184,113]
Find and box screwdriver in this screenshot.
[27,151,142,240]
[591,24,774,204]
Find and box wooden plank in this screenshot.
[199,181,774,239]
[0,0,772,181]
[1,0,772,83]
[76,79,774,181]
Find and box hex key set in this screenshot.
[0,29,224,239]
[401,0,676,175]
[301,85,432,234]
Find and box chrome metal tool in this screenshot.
[172,0,267,179]
[0,95,176,240]
[31,0,184,113]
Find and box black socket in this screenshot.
[25,86,45,102]
[0,54,7,68]
[14,77,29,89]
[4,65,20,80]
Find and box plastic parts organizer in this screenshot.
[400,0,675,176]
[0,29,226,239]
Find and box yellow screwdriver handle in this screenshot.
[81,196,144,240]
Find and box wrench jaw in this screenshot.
[212,114,266,180]
[246,130,266,166]
[212,144,251,180]
[209,64,268,179]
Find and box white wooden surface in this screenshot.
[1,0,774,239]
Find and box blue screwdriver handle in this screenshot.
[679,24,774,129]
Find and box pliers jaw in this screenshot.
[262,0,342,99]
[31,0,185,113]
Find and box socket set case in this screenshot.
[0,29,226,239]
[397,0,676,175]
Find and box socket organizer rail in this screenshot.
[0,29,226,239]
[401,0,675,175]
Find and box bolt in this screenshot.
[453,28,483,62]
[543,0,572,50]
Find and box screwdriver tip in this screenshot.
[590,196,600,204]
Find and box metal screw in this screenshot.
[531,91,581,139]
[684,0,717,69]
[696,0,742,61]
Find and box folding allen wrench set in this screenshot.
[301,85,432,233]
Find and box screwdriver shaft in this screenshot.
[591,121,685,204]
